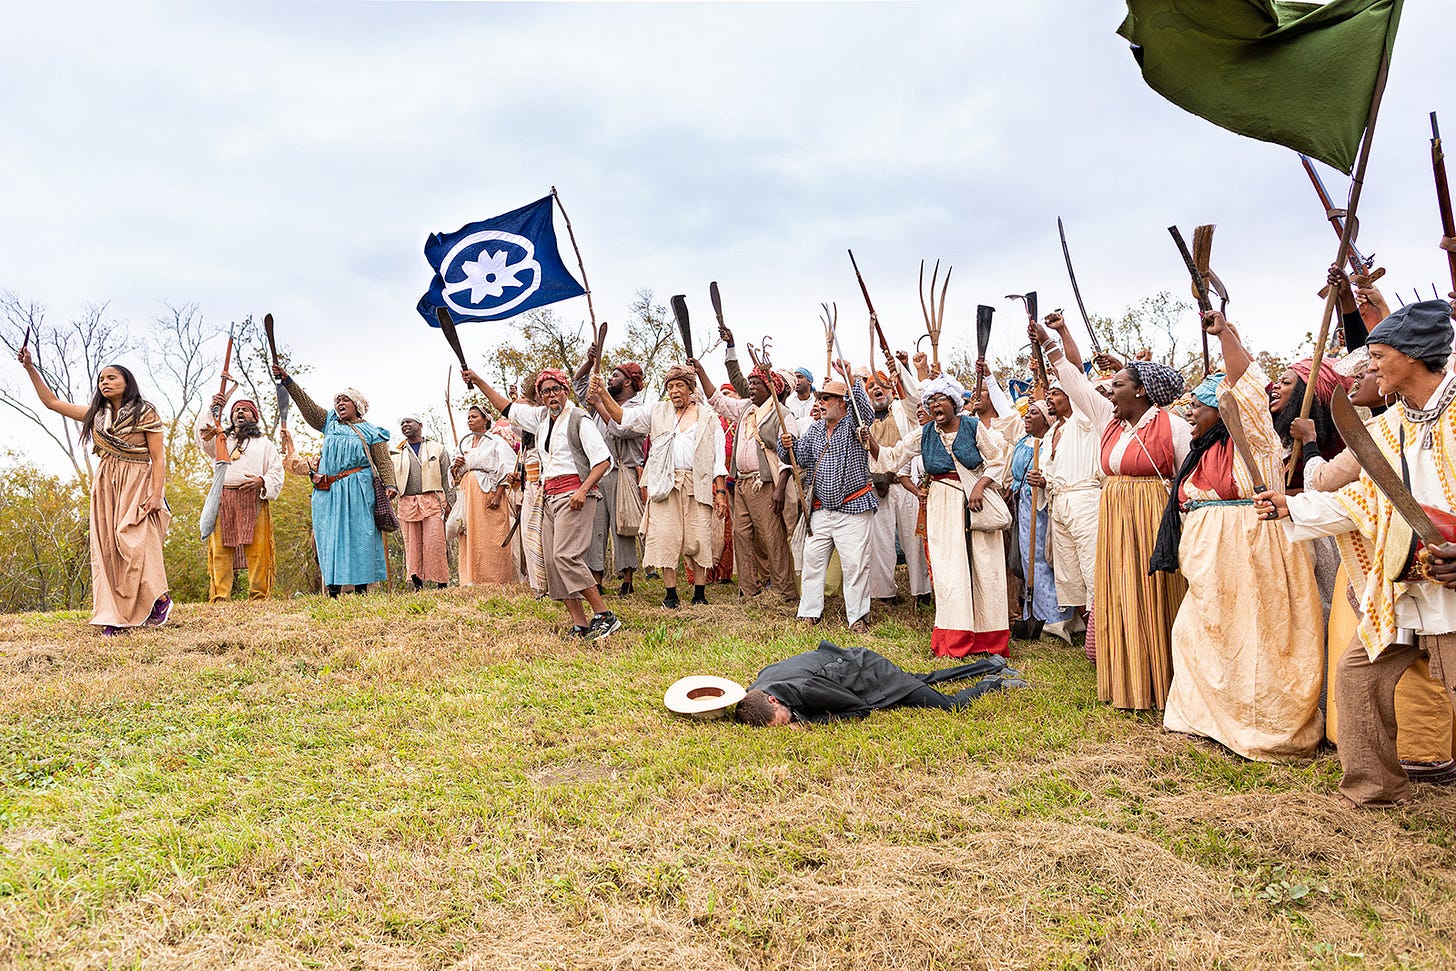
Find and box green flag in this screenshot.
[1118,0,1402,174]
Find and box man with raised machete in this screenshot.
[1258,299,1456,807]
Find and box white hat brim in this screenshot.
[664,675,746,718]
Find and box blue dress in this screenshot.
[1011,435,1074,625]
[312,410,390,586]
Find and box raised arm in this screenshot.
[272,367,328,432]
[1043,312,1084,371]
[460,367,512,415]
[723,341,751,398]
[1203,311,1252,384]
[16,347,87,421]
[1038,323,1113,427]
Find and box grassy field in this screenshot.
[2,580,1454,970]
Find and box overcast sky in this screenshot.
[2,1,1451,469]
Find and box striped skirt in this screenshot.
[1095,476,1186,710]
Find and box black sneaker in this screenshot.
[569,625,592,639]
[662,588,680,609]
[588,611,622,639]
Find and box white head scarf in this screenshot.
[919,375,966,406]
[336,388,370,416]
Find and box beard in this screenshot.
[233,419,263,439]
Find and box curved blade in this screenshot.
[709,281,724,327]
[435,306,469,370]
[1215,392,1266,493]
[671,294,693,358]
[1330,386,1443,546]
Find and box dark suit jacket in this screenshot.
[747,642,929,723]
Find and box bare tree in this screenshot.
[0,294,128,482]
[144,302,224,475]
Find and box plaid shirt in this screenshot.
[779,379,878,514]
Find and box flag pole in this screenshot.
[550,185,596,332]
[1288,50,1391,483]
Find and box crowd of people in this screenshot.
[14,240,1456,808]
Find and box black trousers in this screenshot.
[897,655,1008,711]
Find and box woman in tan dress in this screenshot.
[18,349,172,634]
[451,405,518,585]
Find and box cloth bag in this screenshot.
[615,466,644,536]
[349,424,399,533]
[642,431,677,502]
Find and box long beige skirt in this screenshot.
[1164,504,1324,760]
[90,455,170,628]
[458,472,515,586]
[1095,477,1185,710]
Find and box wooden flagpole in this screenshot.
[550,185,596,329]
[1288,51,1391,483]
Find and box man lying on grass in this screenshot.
[736,641,1027,728]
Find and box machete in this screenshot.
[263,312,289,427]
[710,281,725,331]
[435,306,469,371]
[1057,217,1103,357]
[974,304,994,405]
[671,294,693,360]
[1216,391,1267,495]
[1329,386,1445,547]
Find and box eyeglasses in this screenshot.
[538,385,567,397]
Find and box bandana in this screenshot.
[1332,346,1370,379]
[720,382,736,395]
[614,361,644,388]
[663,364,697,391]
[534,369,571,395]
[752,365,788,397]
[231,398,260,420]
[919,375,966,406]
[794,367,814,385]
[1288,358,1348,405]
[1191,373,1223,409]
[1367,300,1455,362]
[1124,361,1184,407]
[336,387,369,416]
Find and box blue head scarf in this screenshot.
[1191,373,1223,409]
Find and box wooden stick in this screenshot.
[445,366,460,447]
[550,185,596,330]
[1289,50,1391,483]
[1431,112,1456,295]
[1026,438,1042,625]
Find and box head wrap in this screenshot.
[774,368,796,395]
[614,361,644,389]
[870,370,892,388]
[1026,399,1052,422]
[984,378,1013,417]
[752,366,788,397]
[401,412,423,425]
[336,387,370,416]
[851,365,872,382]
[794,367,814,385]
[1332,346,1370,379]
[1124,361,1184,407]
[231,398,260,420]
[1288,358,1349,405]
[1191,373,1224,409]
[663,364,697,391]
[919,375,966,406]
[1006,378,1033,402]
[1367,299,1455,363]
[534,369,571,396]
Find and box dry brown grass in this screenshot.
[2,585,1455,970]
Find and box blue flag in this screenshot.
[417,195,586,326]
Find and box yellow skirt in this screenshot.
[1095,477,1186,710]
